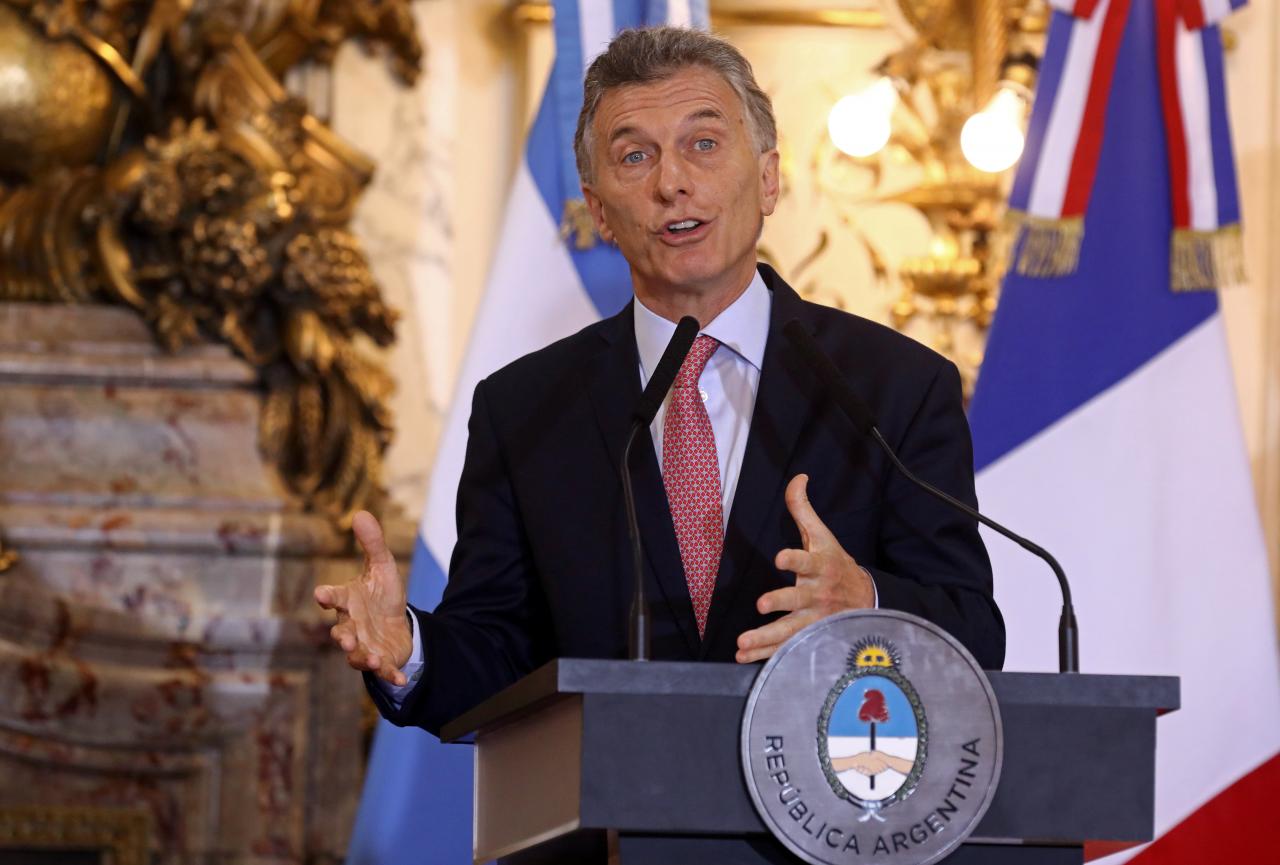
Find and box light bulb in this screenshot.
[960,87,1027,173]
[828,78,897,159]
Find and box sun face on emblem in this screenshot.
[849,636,901,669]
[817,637,928,810]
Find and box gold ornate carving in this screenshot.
[0,806,150,865]
[0,4,116,176]
[753,0,1045,395]
[0,0,421,525]
[872,0,1045,393]
[511,2,888,29]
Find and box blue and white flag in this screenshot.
[347,3,708,862]
[970,0,1279,860]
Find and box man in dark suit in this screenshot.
[316,27,1003,737]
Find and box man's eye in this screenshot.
[694,138,716,152]
[623,151,646,164]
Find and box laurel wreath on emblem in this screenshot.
[815,636,930,811]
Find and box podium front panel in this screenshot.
[447,660,1178,865]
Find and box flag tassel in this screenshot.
[1009,213,1085,278]
[1170,224,1245,292]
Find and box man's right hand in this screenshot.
[315,510,414,687]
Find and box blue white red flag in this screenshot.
[970,0,1280,860]
[346,2,708,862]
[1009,0,1245,290]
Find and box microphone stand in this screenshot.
[621,315,700,661]
[623,424,650,660]
[868,426,1079,673]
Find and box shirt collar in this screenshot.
[634,269,771,379]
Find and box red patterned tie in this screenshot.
[662,334,723,637]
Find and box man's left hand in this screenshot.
[735,473,875,663]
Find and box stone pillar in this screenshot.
[0,302,412,864]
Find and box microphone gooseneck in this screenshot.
[633,316,701,426]
[624,315,700,661]
[782,319,1080,674]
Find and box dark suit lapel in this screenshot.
[700,269,820,658]
[587,304,702,656]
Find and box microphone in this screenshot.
[623,315,700,660]
[783,319,1080,674]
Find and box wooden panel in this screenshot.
[476,695,584,864]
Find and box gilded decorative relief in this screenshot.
[0,805,150,865]
[0,0,421,524]
[746,0,1045,395]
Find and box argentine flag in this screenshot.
[969,0,1280,861]
[346,2,709,862]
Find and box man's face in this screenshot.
[582,66,780,303]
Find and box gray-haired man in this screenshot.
[316,27,1003,735]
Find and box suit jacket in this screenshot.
[371,265,1004,735]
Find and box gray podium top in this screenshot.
[442,659,1179,862]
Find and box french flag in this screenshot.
[345,2,708,862]
[1010,0,1245,290]
[971,0,1279,860]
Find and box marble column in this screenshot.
[330,0,458,520]
[0,301,413,864]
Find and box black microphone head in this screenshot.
[783,319,876,435]
[674,315,701,340]
[632,315,700,425]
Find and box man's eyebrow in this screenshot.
[606,108,730,148]
[607,125,641,147]
[685,108,727,125]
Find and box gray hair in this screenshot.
[573,26,777,185]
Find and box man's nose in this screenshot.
[654,154,693,202]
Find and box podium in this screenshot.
[441,659,1179,865]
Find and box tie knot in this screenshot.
[674,334,719,388]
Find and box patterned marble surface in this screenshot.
[0,301,413,864]
[330,0,457,520]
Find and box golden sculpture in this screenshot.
[0,805,150,865]
[881,0,1045,394]
[805,0,1046,395]
[0,0,421,524]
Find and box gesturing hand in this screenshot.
[735,474,875,664]
[314,511,413,686]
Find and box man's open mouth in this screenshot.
[665,219,704,235]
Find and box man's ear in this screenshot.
[758,149,781,217]
[582,185,615,245]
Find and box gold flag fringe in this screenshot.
[560,198,600,250]
[1170,224,1245,292]
[1007,212,1085,278]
